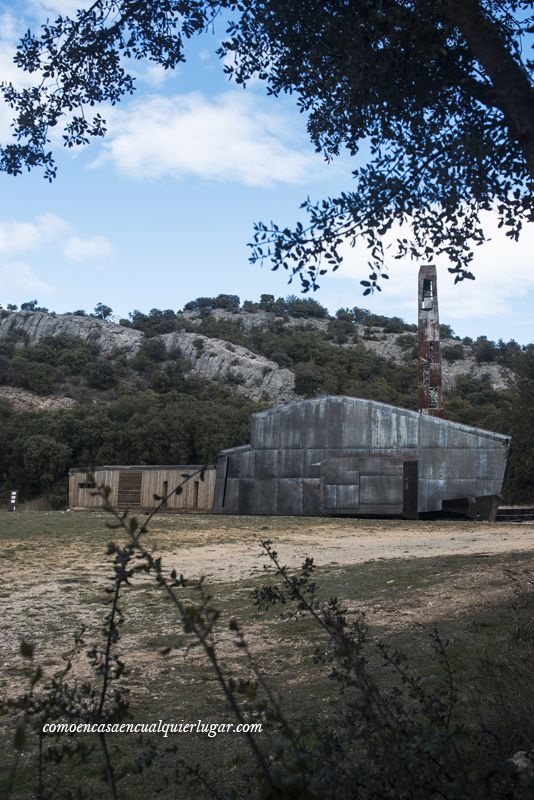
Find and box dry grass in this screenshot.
[1,511,534,798]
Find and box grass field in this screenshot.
[1,511,534,798]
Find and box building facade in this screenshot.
[213,397,510,519]
[69,465,216,512]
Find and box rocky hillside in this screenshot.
[0,310,296,404]
[177,307,512,393]
[0,310,141,356]
[0,304,513,407]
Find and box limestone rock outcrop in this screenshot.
[178,307,328,333]
[0,386,76,413]
[159,331,296,403]
[0,311,142,357]
[0,308,512,401]
[0,310,296,404]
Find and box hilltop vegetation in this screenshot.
[0,295,532,506]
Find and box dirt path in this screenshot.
[163,521,534,581]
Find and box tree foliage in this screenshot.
[504,349,534,500]
[93,302,113,320]
[0,1,532,290]
[0,390,255,500]
[20,299,49,312]
[20,433,72,492]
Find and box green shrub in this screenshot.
[295,362,324,395]
[47,488,68,509]
[18,360,60,394]
[439,323,456,338]
[21,435,72,493]
[442,344,465,362]
[397,333,417,351]
[284,294,328,318]
[139,337,167,362]
[85,360,116,389]
[150,364,187,393]
[327,318,354,344]
[473,336,497,363]
[270,352,293,368]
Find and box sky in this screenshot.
[0,1,533,344]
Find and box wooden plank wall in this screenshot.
[69,469,120,510]
[140,468,215,511]
[69,467,216,512]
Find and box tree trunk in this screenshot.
[443,0,534,179]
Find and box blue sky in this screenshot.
[1,0,533,344]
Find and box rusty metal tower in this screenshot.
[417,265,444,417]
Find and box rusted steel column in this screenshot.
[417,265,444,417]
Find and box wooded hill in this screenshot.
[0,294,532,506]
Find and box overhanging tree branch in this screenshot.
[443,0,534,175]
[0,0,533,290]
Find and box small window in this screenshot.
[78,481,96,489]
[428,387,439,408]
[422,278,433,299]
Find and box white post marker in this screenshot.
[8,490,17,512]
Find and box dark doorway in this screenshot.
[402,460,418,518]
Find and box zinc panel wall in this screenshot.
[217,397,511,517]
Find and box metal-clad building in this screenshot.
[69,465,216,512]
[212,397,510,518]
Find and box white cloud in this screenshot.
[0,220,41,253]
[0,10,20,46]
[127,60,175,89]
[324,210,534,340]
[0,213,113,299]
[64,235,112,261]
[0,214,113,304]
[90,91,320,187]
[0,260,51,297]
[0,213,67,254]
[30,0,91,17]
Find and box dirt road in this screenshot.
[162,519,534,581]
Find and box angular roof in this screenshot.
[249,396,510,451]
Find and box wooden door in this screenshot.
[117,471,142,509]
